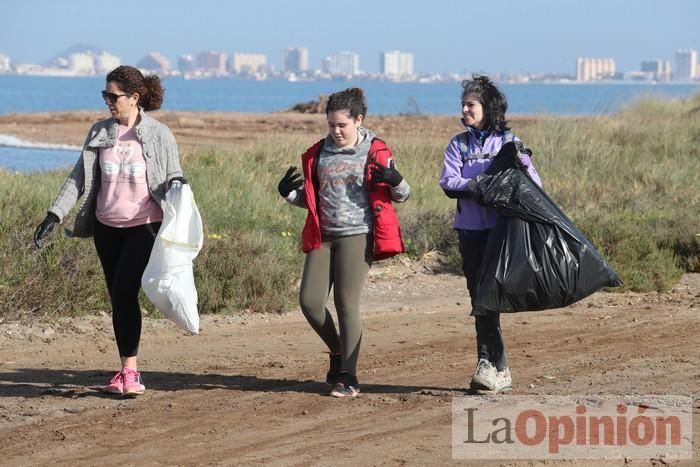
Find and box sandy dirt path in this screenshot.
[1,259,698,466]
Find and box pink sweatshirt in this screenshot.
[96,125,163,227]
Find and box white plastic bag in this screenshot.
[142,182,203,334]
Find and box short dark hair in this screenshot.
[326,87,367,119]
[461,74,509,132]
[106,65,164,112]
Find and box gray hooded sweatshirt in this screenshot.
[287,127,410,236]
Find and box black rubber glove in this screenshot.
[168,176,188,189]
[442,179,479,199]
[278,166,303,197]
[34,212,60,248]
[485,142,526,176]
[371,160,403,187]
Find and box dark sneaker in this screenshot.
[326,352,342,385]
[329,372,360,398]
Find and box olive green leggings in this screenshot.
[299,233,373,376]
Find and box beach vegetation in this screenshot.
[1,95,698,318]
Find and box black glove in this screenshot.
[34,212,60,248]
[168,176,188,189]
[371,160,403,187]
[442,179,480,199]
[278,166,303,197]
[485,142,525,176]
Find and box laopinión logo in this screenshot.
[452,395,692,460]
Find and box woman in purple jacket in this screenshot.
[439,75,541,393]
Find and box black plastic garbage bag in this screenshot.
[472,142,622,315]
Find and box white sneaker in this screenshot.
[470,359,497,391]
[492,368,512,393]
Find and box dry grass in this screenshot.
[1,96,698,318]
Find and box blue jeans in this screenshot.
[457,229,507,371]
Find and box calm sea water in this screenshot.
[2,75,700,116]
[1,75,699,171]
[0,145,76,172]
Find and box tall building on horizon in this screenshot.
[282,47,308,74]
[641,59,671,81]
[94,51,120,75]
[576,57,615,81]
[321,51,359,76]
[230,53,267,75]
[137,52,171,73]
[380,50,414,78]
[0,52,11,73]
[675,49,697,81]
[195,50,227,74]
[68,53,95,75]
[178,54,195,73]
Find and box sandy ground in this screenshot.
[0,112,698,465]
[0,111,465,153]
[0,257,698,466]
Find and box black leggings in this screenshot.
[93,220,160,358]
[458,228,507,371]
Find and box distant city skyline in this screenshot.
[5,46,697,84]
[2,0,699,74]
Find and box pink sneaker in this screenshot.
[103,370,124,395]
[122,368,145,397]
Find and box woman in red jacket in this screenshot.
[277,87,410,397]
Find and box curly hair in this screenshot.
[106,65,164,111]
[326,87,367,119]
[460,74,510,132]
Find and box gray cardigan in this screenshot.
[48,109,183,237]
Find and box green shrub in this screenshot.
[194,230,301,314]
[399,208,461,273]
[575,211,684,292]
[2,94,699,318]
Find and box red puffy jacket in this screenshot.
[299,137,404,261]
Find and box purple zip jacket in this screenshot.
[439,128,542,230]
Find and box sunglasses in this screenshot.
[101,91,132,103]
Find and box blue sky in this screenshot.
[2,0,698,74]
